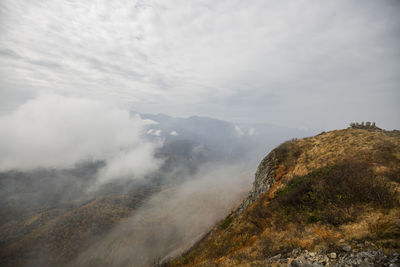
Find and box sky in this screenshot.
[0,0,399,130]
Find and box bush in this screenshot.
[274,161,398,226]
[220,216,233,230]
[274,139,302,166]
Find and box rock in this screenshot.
[292,248,301,257]
[271,247,397,267]
[318,255,329,264]
[237,152,277,215]
[269,253,281,261]
[358,251,373,260]
[312,263,323,267]
[369,250,378,257]
[290,260,313,267]
[360,262,374,267]
[297,255,306,262]
[342,244,352,252]
[280,258,288,264]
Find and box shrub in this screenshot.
[274,139,302,166]
[274,161,398,226]
[220,216,233,230]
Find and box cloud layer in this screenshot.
[0,94,161,182]
[0,0,399,129]
[72,163,252,266]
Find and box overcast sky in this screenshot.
[0,0,399,130]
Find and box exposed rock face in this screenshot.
[236,150,277,215]
[349,121,380,130]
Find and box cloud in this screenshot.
[0,94,162,182]
[147,129,162,136]
[234,125,244,136]
[71,162,252,266]
[170,130,178,136]
[248,128,255,136]
[0,0,399,129]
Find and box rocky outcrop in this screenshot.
[236,150,278,215]
[349,121,380,130]
[267,245,400,267]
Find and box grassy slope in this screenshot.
[0,194,142,267]
[170,128,400,266]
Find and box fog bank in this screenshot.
[71,163,253,267]
[0,94,162,184]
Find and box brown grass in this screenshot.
[0,194,139,267]
[169,128,400,266]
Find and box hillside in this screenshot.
[169,127,400,266]
[0,193,147,267]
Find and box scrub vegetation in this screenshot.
[169,127,400,266]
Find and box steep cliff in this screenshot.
[169,127,400,266]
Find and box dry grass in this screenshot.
[169,128,400,266]
[341,208,400,247]
[0,194,139,267]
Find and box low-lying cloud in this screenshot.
[0,94,162,183]
[71,163,253,267]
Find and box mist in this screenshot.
[70,163,253,267]
[0,94,272,267]
[0,92,316,266]
[0,93,162,184]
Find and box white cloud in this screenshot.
[0,0,399,129]
[248,128,255,136]
[0,94,162,182]
[234,125,244,136]
[97,142,162,185]
[147,129,162,136]
[170,130,178,136]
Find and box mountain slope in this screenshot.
[0,194,147,267]
[169,127,400,266]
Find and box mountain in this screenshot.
[168,126,400,266]
[138,112,315,163]
[0,113,312,266]
[0,194,144,267]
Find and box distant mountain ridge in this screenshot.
[135,112,315,163]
